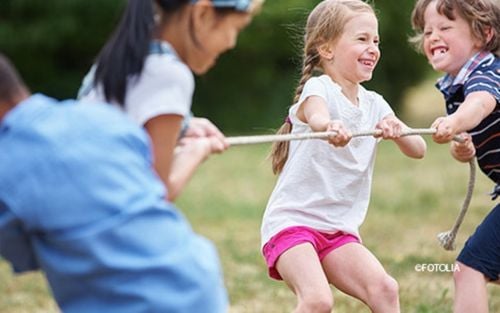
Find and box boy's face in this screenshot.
[422,1,483,76]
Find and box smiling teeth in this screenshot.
[434,48,447,56]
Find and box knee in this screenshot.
[368,275,399,304]
[298,291,333,313]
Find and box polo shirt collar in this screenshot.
[437,51,495,92]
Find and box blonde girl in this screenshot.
[261,1,427,312]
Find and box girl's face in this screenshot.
[422,1,482,76]
[189,10,252,74]
[329,12,380,86]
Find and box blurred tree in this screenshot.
[366,0,429,114]
[0,0,429,133]
[193,0,314,133]
[0,0,123,99]
[194,0,430,133]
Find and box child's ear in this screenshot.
[484,26,494,44]
[191,0,217,30]
[317,42,335,61]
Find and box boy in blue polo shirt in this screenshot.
[410,0,499,312]
[0,53,227,312]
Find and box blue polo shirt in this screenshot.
[0,94,227,313]
[437,52,500,184]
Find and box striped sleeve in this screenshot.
[464,60,500,104]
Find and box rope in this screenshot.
[226,128,464,145]
[226,127,474,251]
[436,159,476,250]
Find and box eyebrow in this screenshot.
[352,31,378,37]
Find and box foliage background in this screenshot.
[1,1,499,312]
[0,0,429,133]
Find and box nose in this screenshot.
[428,30,440,42]
[368,43,380,56]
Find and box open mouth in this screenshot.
[431,47,448,57]
[360,59,376,67]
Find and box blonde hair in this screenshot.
[410,0,500,56]
[269,0,375,174]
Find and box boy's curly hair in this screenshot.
[410,0,500,56]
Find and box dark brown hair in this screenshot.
[0,53,28,105]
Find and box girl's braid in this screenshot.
[293,51,320,103]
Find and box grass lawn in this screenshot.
[1,139,498,312]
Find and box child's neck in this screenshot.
[328,73,360,106]
[340,84,359,106]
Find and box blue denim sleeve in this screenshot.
[0,200,39,273]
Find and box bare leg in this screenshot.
[321,243,400,313]
[276,243,333,313]
[453,261,489,313]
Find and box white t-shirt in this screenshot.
[79,41,194,126]
[261,75,393,247]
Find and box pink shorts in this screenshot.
[262,226,360,280]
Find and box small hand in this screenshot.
[178,136,228,161]
[183,117,229,149]
[431,116,457,144]
[375,115,404,139]
[326,120,351,147]
[184,117,224,138]
[450,133,475,162]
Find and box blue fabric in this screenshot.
[192,0,252,11]
[457,204,500,281]
[0,94,227,313]
[436,52,500,184]
[212,0,252,11]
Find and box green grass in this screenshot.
[1,141,499,312]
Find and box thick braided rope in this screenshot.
[227,128,475,251]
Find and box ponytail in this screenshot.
[94,0,155,105]
[269,51,319,175]
[94,0,191,105]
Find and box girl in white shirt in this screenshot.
[262,1,427,312]
[79,0,263,201]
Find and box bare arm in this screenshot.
[376,114,426,159]
[144,115,226,201]
[431,91,496,143]
[297,96,352,146]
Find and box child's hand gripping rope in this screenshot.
[226,127,475,251]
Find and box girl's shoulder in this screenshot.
[308,75,342,91]
[359,85,387,105]
[299,75,342,100]
[144,54,193,84]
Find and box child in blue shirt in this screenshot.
[0,52,227,313]
[411,0,499,312]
